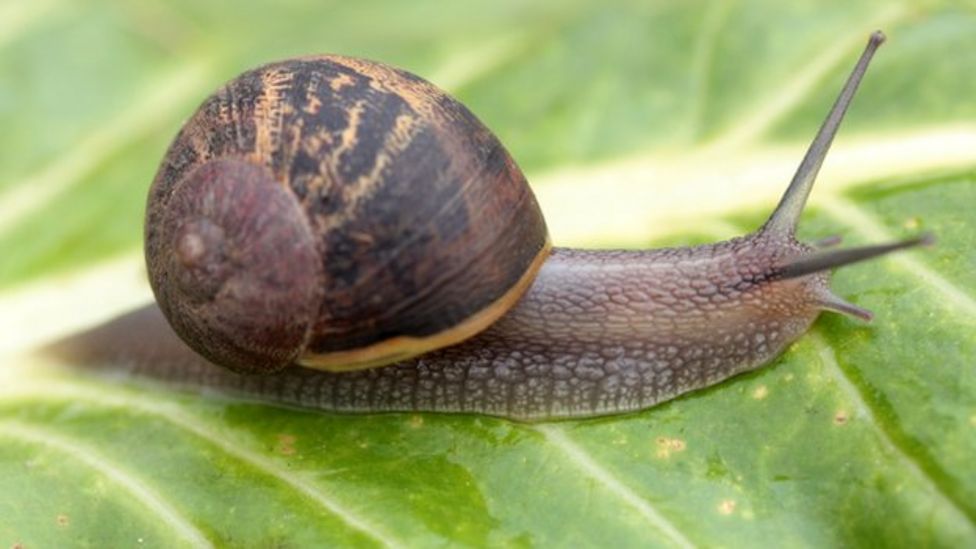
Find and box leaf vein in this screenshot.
[0,420,214,548]
[819,195,976,319]
[533,424,695,549]
[682,0,731,143]
[0,61,211,239]
[810,334,976,531]
[0,382,404,548]
[707,4,910,150]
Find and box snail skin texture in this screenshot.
[59,31,929,421]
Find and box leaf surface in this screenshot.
[1,1,974,546]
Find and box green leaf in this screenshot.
[1,1,974,546]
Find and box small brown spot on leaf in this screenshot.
[834,410,849,425]
[655,436,687,458]
[56,513,69,527]
[276,434,297,456]
[752,385,768,400]
[718,499,736,515]
[12,543,25,549]
[408,415,424,429]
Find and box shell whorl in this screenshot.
[145,56,549,374]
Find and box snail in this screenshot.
[121,30,929,420]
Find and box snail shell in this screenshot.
[146,56,549,374]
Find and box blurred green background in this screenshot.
[2,0,976,288]
[1,1,975,547]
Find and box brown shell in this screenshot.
[145,55,550,373]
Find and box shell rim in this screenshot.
[297,238,552,372]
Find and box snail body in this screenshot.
[140,32,928,420]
